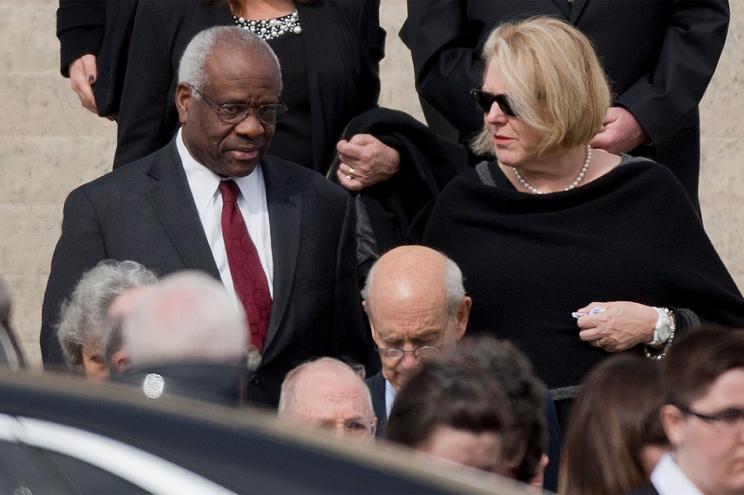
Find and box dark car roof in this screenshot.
[0,370,530,494]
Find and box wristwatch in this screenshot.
[649,307,674,347]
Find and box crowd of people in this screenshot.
[10,0,739,493]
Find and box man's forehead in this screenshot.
[376,324,444,342]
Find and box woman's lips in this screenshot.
[493,135,513,144]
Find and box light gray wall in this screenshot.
[1,0,742,364]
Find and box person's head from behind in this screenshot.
[56,260,157,380]
[278,357,376,439]
[470,16,610,165]
[386,359,511,475]
[362,246,471,390]
[122,271,247,368]
[559,354,668,495]
[445,337,548,485]
[176,26,284,178]
[659,328,744,495]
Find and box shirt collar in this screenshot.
[384,378,397,418]
[651,453,703,495]
[176,128,263,213]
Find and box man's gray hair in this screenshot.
[178,26,282,94]
[56,260,157,368]
[122,271,248,367]
[278,357,372,416]
[362,253,466,315]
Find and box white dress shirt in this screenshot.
[385,379,397,418]
[176,129,274,298]
[650,453,703,495]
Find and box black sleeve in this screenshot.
[355,0,385,113]
[615,0,729,147]
[57,0,106,77]
[113,0,173,167]
[41,187,107,367]
[400,0,485,137]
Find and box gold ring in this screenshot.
[348,167,355,174]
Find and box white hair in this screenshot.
[362,252,466,316]
[122,271,248,367]
[56,260,157,368]
[178,25,282,94]
[278,357,373,417]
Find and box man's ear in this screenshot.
[363,301,381,346]
[175,83,192,125]
[660,404,686,448]
[453,296,472,341]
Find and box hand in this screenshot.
[68,54,98,114]
[336,134,400,192]
[589,107,647,154]
[575,301,657,352]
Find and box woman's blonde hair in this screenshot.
[471,17,612,157]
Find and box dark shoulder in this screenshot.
[263,154,349,203]
[74,147,162,201]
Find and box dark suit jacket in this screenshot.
[628,482,660,495]
[41,140,374,406]
[365,371,387,438]
[401,0,730,207]
[113,0,384,170]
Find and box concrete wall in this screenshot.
[1,0,742,365]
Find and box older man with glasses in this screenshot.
[361,246,471,437]
[632,327,744,495]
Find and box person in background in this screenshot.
[401,0,729,207]
[447,336,559,491]
[56,260,157,380]
[560,355,669,495]
[632,328,744,495]
[385,356,512,476]
[423,17,744,424]
[278,357,376,439]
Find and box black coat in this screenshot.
[40,140,374,406]
[401,0,730,208]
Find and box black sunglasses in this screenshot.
[470,89,517,117]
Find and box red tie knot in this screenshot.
[219,180,240,204]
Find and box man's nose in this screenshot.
[234,113,264,137]
[400,351,420,370]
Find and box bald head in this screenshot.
[362,247,471,390]
[279,358,376,438]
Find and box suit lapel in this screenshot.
[261,157,302,356]
[145,142,220,279]
[550,0,572,18]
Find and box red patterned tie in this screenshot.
[219,180,272,352]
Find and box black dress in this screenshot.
[423,156,744,392]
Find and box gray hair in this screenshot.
[362,253,466,316]
[278,357,373,416]
[56,260,157,369]
[178,26,282,94]
[122,271,247,367]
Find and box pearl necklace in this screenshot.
[233,9,302,41]
[512,145,592,194]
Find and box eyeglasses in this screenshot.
[376,344,441,362]
[681,406,744,430]
[191,86,287,125]
[317,418,377,438]
[470,89,517,117]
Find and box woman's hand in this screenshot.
[68,54,98,114]
[575,301,657,352]
[336,134,400,192]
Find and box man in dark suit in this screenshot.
[401,0,730,208]
[361,246,470,437]
[41,26,373,406]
